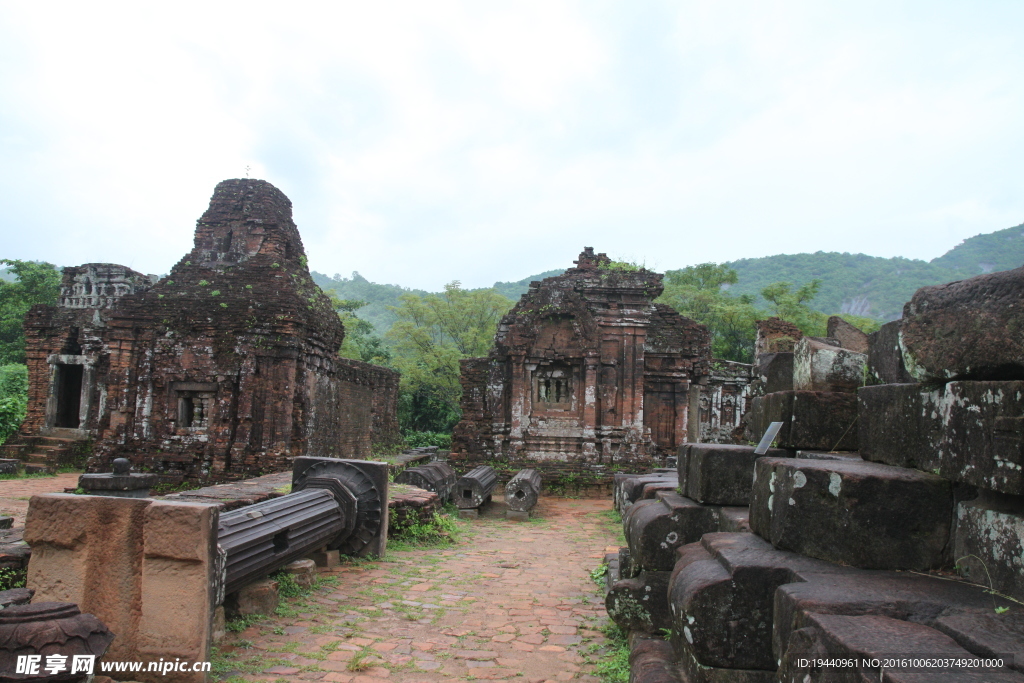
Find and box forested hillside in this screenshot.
[310,271,431,334]
[722,223,1024,320]
[317,222,1024,333]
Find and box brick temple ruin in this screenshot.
[450,248,713,480]
[12,179,399,482]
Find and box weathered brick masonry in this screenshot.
[18,179,398,482]
[451,248,712,488]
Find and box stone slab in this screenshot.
[867,319,915,384]
[667,532,1017,677]
[954,493,1024,601]
[900,264,1024,383]
[458,509,479,519]
[606,570,672,634]
[755,352,794,394]
[679,444,789,506]
[793,337,867,393]
[860,381,1024,495]
[744,391,858,451]
[749,457,952,570]
[505,510,529,521]
[827,316,869,354]
[777,613,1024,682]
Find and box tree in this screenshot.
[386,282,513,433]
[659,263,761,363]
[0,364,27,444]
[760,280,881,336]
[330,295,392,366]
[0,260,61,365]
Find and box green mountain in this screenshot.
[488,269,565,300]
[311,222,1023,335]
[311,271,431,334]
[721,223,1024,320]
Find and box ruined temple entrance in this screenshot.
[54,364,83,428]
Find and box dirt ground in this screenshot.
[216,495,623,683]
[0,472,81,526]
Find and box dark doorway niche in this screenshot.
[55,364,84,428]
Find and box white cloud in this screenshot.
[1,1,1022,289]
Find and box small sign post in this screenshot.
[754,421,785,455]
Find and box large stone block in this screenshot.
[679,444,789,506]
[25,494,220,683]
[628,638,686,683]
[940,381,1024,495]
[867,320,914,384]
[858,383,942,472]
[624,492,722,572]
[606,570,672,634]
[755,352,793,394]
[668,532,1018,680]
[614,472,678,512]
[777,613,1023,683]
[827,316,869,354]
[955,492,1024,602]
[861,381,1024,495]
[749,457,952,570]
[793,337,866,393]
[900,264,1024,383]
[668,533,827,672]
[744,391,858,451]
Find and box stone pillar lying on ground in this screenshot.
[25,494,219,683]
[455,466,497,511]
[505,469,541,519]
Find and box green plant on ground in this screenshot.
[589,563,608,585]
[0,567,26,591]
[224,612,266,633]
[592,620,630,683]
[347,648,374,672]
[389,511,461,548]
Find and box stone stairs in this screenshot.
[0,431,88,473]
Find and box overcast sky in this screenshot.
[2,2,1022,290]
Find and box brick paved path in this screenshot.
[218,496,621,683]
[0,472,81,526]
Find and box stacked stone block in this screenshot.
[608,267,1024,682]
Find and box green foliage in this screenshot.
[403,431,452,449]
[387,282,513,432]
[270,571,308,599]
[589,562,608,585]
[389,511,460,547]
[593,621,630,682]
[724,224,1024,321]
[598,260,642,273]
[0,260,61,365]
[761,281,881,337]
[658,263,761,362]
[0,567,26,591]
[311,271,432,336]
[329,294,393,365]
[0,364,27,445]
[224,613,265,632]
